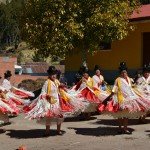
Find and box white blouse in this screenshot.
[112,77,135,97]
[92,75,104,88]
[136,76,150,85]
[1,79,12,91]
[136,76,150,92]
[41,79,60,100]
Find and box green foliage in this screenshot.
[32,50,46,62]
[21,0,140,61]
[18,79,37,91]
[18,78,46,91]
[0,0,24,49]
[35,78,46,89]
[17,50,24,64]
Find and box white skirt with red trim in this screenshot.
[0,98,19,116]
[98,94,150,119]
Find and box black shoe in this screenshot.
[0,129,6,133]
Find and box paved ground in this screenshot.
[0,114,150,150]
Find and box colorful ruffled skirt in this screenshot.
[23,90,88,125]
[73,87,102,113]
[6,87,35,106]
[134,85,150,99]
[98,93,150,119]
[0,98,19,123]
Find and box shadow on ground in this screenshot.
[6,129,66,139]
[145,130,150,138]
[64,112,99,122]
[91,119,150,126]
[68,126,134,137]
[65,116,97,122]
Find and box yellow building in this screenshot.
[64,5,150,84]
[65,5,150,72]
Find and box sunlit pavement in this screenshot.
[0,114,150,150]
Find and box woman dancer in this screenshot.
[71,64,102,119]
[24,66,86,136]
[135,64,150,123]
[0,88,19,133]
[1,70,34,106]
[98,62,150,134]
[135,64,150,97]
[92,65,106,91]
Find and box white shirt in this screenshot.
[112,77,135,98]
[136,76,150,92]
[92,75,104,88]
[1,79,12,91]
[41,79,60,100]
[136,76,150,85]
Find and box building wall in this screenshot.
[0,57,17,78]
[65,21,150,71]
[0,56,47,86]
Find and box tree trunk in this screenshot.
[81,42,87,64]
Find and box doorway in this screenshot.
[143,32,150,65]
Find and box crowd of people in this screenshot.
[0,62,150,137]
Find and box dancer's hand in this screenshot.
[46,94,51,100]
[82,78,86,83]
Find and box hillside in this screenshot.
[16,42,52,64]
[3,42,56,65]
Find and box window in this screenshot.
[99,41,111,51]
[22,68,33,74]
[15,69,21,75]
[3,57,9,62]
[140,0,150,4]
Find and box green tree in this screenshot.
[21,0,140,62]
[32,51,46,62]
[17,50,24,64]
[0,0,24,49]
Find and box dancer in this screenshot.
[135,64,150,123]
[93,65,106,90]
[92,65,111,92]
[0,88,19,133]
[74,66,85,84]
[98,62,150,134]
[71,64,102,119]
[1,70,34,106]
[135,64,150,97]
[24,66,86,136]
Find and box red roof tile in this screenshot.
[130,4,150,20]
[21,62,49,74]
[21,63,65,74]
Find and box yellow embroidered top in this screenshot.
[83,77,94,89]
[47,79,60,104]
[112,77,134,104]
